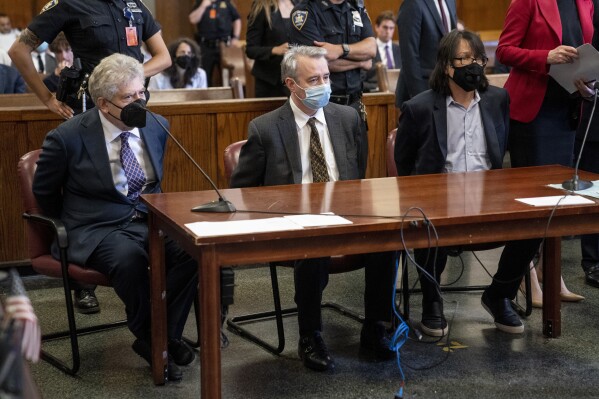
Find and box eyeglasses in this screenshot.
[453,56,488,67]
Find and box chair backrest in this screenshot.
[230,77,245,99]
[241,43,255,98]
[375,62,401,93]
[223,140,247,187]
[17,150,53,261]
[220,42,246,87]
[487,73,509,88]
[386,128,398,177]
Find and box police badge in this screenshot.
[292,11,308,31]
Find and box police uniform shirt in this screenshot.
[28,0,161,75]
[289,0,374,95]
[193,0,240,41]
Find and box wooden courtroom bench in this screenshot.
[1,92,395,266]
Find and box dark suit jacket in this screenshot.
[394,86,509,176]
[363,42,401,93]
[33,109,168,265]
[230,100,361,187]
[395,0,457,107]
[0,64,26,93]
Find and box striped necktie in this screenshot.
[307,117,330,183]
[119,131,146,201]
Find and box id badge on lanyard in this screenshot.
[123,6,139,46]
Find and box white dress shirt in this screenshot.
[376,38,395,69]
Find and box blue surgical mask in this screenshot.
[293,80,331,110]
[36,42,49,53]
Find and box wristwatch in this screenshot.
[341,43,350,59]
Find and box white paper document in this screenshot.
[515,195,595,207]
[185,214,353,237]
[548,44,599,93]
[548,181,599,200]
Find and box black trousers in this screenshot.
[576,140,599,271]
[294,251,396,336]
[86,220,197,340]
[199,44,221,87]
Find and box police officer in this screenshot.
[289,0,375,178]
[8,0,170,119]
[189,0,241,87]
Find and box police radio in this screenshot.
[56,58,82,103]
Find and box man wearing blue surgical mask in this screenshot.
[231,45,396,372]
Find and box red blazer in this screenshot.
[496,0,594,123]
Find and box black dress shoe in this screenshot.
[132,338,183,382]
[585,265,599,288]
[481,290,524,334]
[298,332,335,372]
[420,301,448,337]
[168,338,195,366]
[73,289,100,314]
[360,320,394,360]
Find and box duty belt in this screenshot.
[329,93,362,106]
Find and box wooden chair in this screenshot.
[376,62,401,93]
[17,149,200,376]
[222,140,368,354]
[487,73,509,88]
[220,42,246,93]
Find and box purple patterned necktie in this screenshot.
[437,0,449,33]
[119,131,146,201]
[385,45,394,69]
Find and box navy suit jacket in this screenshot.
[230,100,361,187]
[0,64,26,93]
[33,109,168,265]
[395,0,457,107]
[394,86,509,176]
[363,42,401,92]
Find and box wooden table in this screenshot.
[141,166,599,396]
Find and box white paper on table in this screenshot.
[547,181,599,199]
[515,195,595,207]
[185,217,303,237]
[283,214,353,227]
[548,44,599,93]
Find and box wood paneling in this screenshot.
[0,93,394,265]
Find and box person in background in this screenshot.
[231,45,396,372]
[0,63,26,93]
[363,10,402,93]
[8,0,170,119]
[0,13,20,52]
[30,40,55,77]
[395,29,531,336]
[0,48,11,66]
[33,53,197,382]
[189,0,242,87]
[496,0,592,302]
[246,0,294,97]
[43,33,73,93]
[148,38,207,90]
[395,0,457,110]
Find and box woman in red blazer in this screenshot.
[496,0,593,305]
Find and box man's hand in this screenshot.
[313,41,343,61]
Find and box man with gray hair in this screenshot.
[32,53,197,381]
[231,45,396,372]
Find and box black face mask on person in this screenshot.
[450,63,484,92]
[175,55,193,69]
[108,98,148,128]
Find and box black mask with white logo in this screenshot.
[109,98,148,128]
[450,63,484,92]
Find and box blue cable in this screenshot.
[390,253,409,398]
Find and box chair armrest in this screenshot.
[22,212,69,249]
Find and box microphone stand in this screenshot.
[562,87,598,191]
[146,110,236,213]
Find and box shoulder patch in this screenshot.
[40,0,58,13]
[292,10,308,31]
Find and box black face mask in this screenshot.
[108,98,147,128]
[175,55,192,69]
[450,63,484,92]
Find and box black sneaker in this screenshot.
[481,290,524,334]
[168,338,195,366]
[420,301,448,337]
[73,289,100,314]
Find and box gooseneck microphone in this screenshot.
[562,86,598,191]
[136,103,236,213]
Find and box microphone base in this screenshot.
[191,199,236,213]
[562,179,593,191]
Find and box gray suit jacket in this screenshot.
[395,86,509,176]
[33,109,168,265]
[230,100,361,187]
[395,0,457,107]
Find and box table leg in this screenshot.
[542,237,561,338]
[199,245,222,398]
[149,214,168,385]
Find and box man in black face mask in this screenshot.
[395,30,531,337]
[32,53,198,381]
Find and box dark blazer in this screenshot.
[395,86,509,176]
[230,100,361,187]
[245,5,292,86]
[0,64,26,93]
[395,0,457,107]
[363,42,401,93]
[33,109,167,265]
